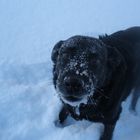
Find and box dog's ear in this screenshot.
[51,41,64,63]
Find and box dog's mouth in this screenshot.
[58,85,94,106]
[63,95,82,102]
[60,94,89,106]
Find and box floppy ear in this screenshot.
[51,41,64,63]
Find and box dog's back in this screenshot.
[100,27,140,111]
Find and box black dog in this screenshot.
[51,27,140,140]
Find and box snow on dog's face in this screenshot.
[51,36,108,106]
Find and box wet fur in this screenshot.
[51,27,140,140]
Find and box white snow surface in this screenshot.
[0,0,140,140]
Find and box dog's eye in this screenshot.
[89,59,98,65]
[58,53,69,66]
[88,54,99,65]
[62,53,68,58]
[58,53,68,60]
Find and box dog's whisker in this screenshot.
[95,87,110,99]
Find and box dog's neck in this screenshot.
[62,92,107,121]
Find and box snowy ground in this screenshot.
[0,0,140,140]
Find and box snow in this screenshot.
[0,0,140,140]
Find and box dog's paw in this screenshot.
[54,120,64,128]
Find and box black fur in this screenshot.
[51,27,140,140]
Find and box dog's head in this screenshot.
[51,36,120,106]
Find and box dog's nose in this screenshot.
[64,77,83,94]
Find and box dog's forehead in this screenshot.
[61,44,93,52]
[65,35,101,46]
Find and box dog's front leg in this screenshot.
[100,124,115,140]
[55,105,69,127]
[59,105,69,124]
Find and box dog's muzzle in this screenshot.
[60,76,84,101]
